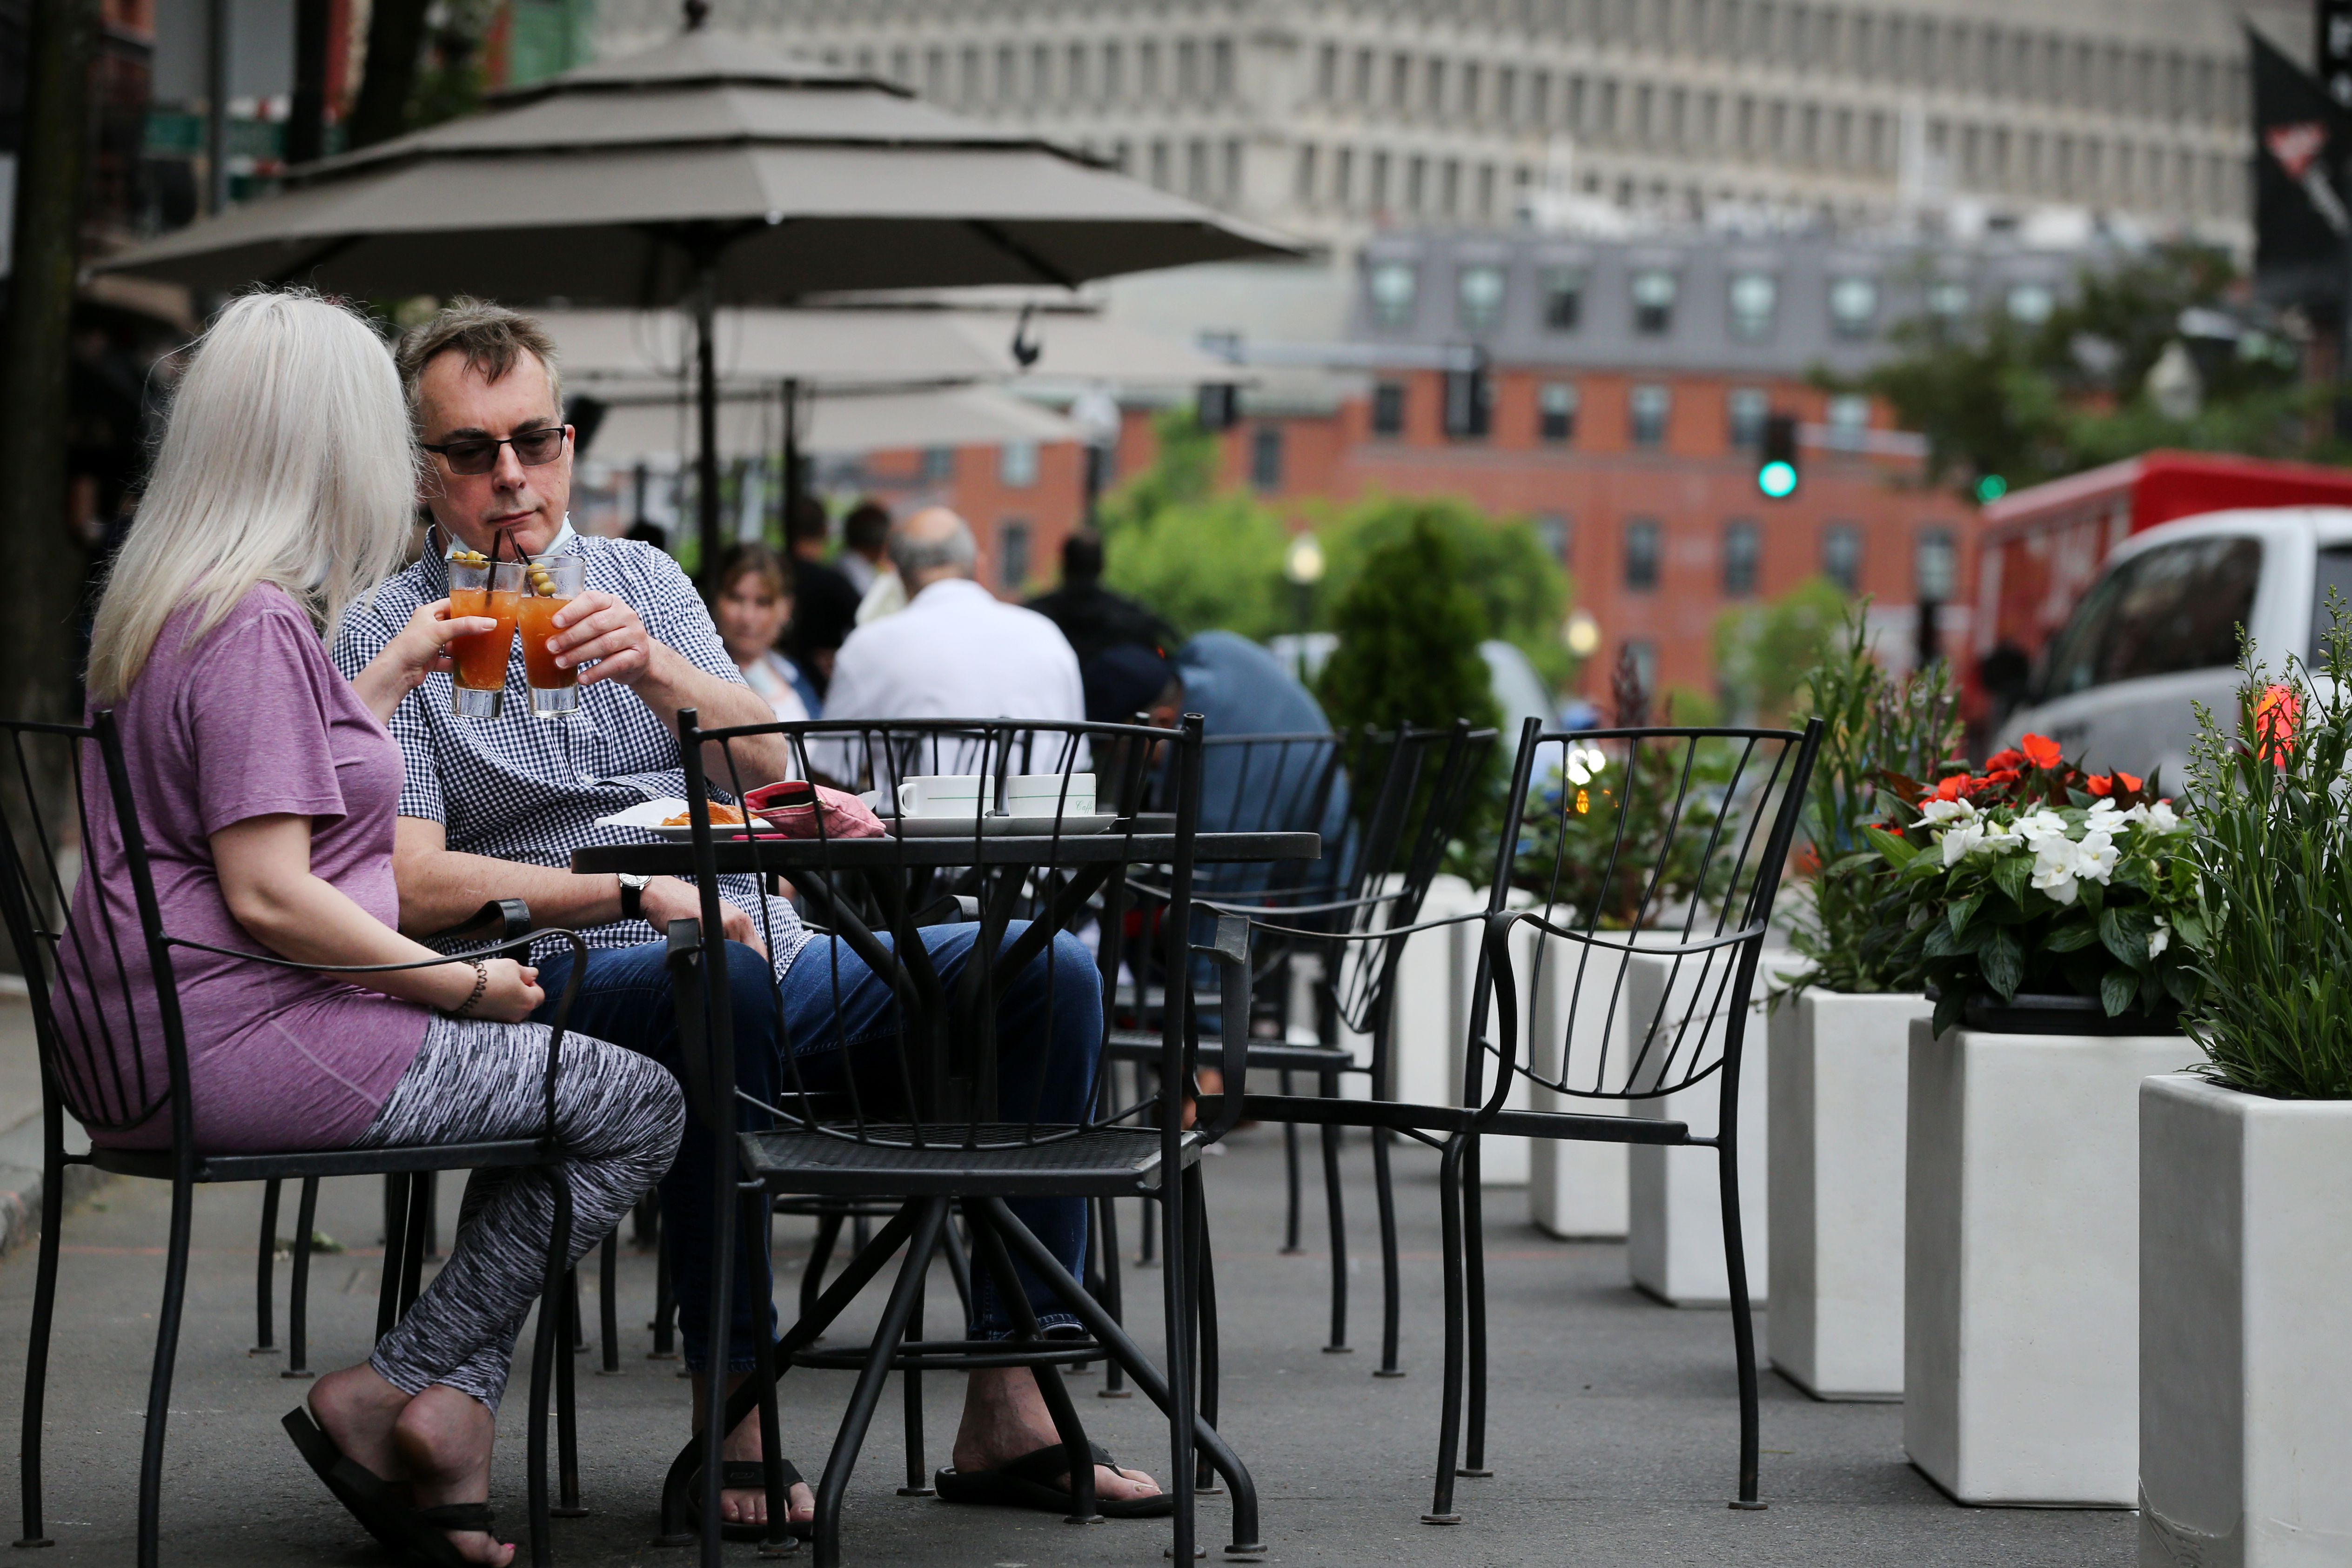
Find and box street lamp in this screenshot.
[1563,608,1602,658]
[1284,533,1325,681]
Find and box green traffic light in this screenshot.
[1758,459,1798,499]
[1976,474,2008,503]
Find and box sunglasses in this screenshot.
[422,425,568,476]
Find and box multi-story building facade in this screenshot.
[597,0,2255,250]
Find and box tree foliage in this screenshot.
[1713,576,1849,724]
[1315,520,1501,739]
[1316,493,1574,687]
[1857,243,2316,495]
[1101,490,1292,643]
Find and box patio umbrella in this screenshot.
[92,11,1299,573]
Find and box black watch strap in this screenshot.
[618,874,647,923]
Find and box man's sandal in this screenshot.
[934,1441,1175,1519]
[688,1458,815,1542]
[283,1407,503,1567]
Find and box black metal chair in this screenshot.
[1108,721,1495,1374]
[1202,717,1823,1521]
[0,712,592,1568]
[652,711,1269,1568]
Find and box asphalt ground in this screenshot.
[0,1126,2133,1567]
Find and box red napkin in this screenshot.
[741,779,886,839]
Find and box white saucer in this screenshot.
[891,812,1119,838]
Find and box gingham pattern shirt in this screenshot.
[330,534,811,975]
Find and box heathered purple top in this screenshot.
[61,584,429,1152]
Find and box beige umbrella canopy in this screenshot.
[93,17,1299,572]
[589,383,1084,467]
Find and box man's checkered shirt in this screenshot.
[330,535,811,975]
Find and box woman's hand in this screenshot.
[350,600,496,724]
[455,958,544,1023]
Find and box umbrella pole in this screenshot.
[694,260,722,586]
[780,376,800,522]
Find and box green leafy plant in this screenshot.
[1781,605,1962,997]
[1713,576,1850,724]
[1867,735,2202,1038]
[2180,620,2352,1099]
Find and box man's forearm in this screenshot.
[393,843,621,938]
[634,646,797,786]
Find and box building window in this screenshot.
[1539,382,1578,443]
[1723,519,1761,598]
[1541,266,1583,329]
[920,447,955,485]
[1368,260,1417,327]
[1457,265,1506,331]
[1212,37,1234,97]
[1916,527,1958,602]
[2007,281,2055,324]
[1625,518,1662,591]
[1629,383,1671,448]
[1631,268,1677,334]
[1727,387,1769,448]
[1442,364,1492,439]
[1928,280,1970,321]
[1829,275,1879,339]
[1825,393,1871,448]
[999,442,1039,488]
[1534,513,1571,563]
[1823,523,1863,592]
[1250,424,1285,492]
[1622,638,1658,696]
[1728,271,1776,340]
[998,520,1032,593]
[1371,380,1407,436]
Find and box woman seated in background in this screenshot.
[64,290,683,1568]
[711,541,823,722]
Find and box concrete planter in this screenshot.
[2140,1072,2352,1567]
[1621,949,1784,1306]
[1903,1019,2189,1507]
[1766,987,1927,1401]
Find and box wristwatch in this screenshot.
[617,873,651,923]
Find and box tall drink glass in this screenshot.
[446,558,523,718]
[519,555,584,718]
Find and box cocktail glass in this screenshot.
[446,558,523,718]
[519,555,585,718]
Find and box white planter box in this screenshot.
[1766,988,1926,1401]
[1622,949,1784,1307]
[2140,1073,2352,1568]
[1903,1018,2186,1507]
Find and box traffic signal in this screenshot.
[1756,413,1799,499]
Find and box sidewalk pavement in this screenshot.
[0,983,100,1260]
[0,1123,2135,1566]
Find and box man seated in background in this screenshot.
[1026,533,1180,721]
[782,494,862,697]
[822,508,1084,727]
[834,497,892,596]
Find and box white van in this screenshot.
[1997,507,2352,786]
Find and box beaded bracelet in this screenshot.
[452,959,489,1018]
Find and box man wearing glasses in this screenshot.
[332,301,1154,1536]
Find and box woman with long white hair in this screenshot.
[68,290,682,1568]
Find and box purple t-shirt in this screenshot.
[60,584,429,1152]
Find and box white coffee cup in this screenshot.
[1005,773,1095,817]
[897,775,984,818]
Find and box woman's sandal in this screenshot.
[688,1458,815,1542]
[283,1407,503,1567]
[934,1441,1175,1519]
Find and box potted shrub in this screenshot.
[1765,608,1957,1400]
[1867,731,2201,1506]
[2141,650,2352,1565]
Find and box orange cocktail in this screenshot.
[521,555,584,718]
[447,557,523,717]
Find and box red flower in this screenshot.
[2020,734,2063,770]
[2113,770,2143,792]
[1985,767,2022,786]
[1933,773,1974,801]
[2085,774,2112,797]
[2254,684,2301,762]
[1984,748,2026,772]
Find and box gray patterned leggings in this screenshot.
[348,1016,684,1411]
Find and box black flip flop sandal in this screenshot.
[934,1441,1175,1519]
[283,1406,499,1567]
[688,1457,814,1542]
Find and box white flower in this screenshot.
[2148,916,2171,960]
[2085,798,2120,825]
[2144,800,2184,834]
[2018,808,2073,844]
[2030,835,2083,904]
[1919,797,1976,826]
[2074,828,2119,885]
[1940,822,1984,867]
[2112,802,2151,828]
[1563,745,1609,787]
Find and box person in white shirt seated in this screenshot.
[821,508,1084,729]
[710,543,821,723]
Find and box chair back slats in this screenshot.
[1477,718,1822,1111]
[0,713,193,1138]
[676,712,1206,1158]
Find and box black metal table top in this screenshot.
[570,828,1319,877]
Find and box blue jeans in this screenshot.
[532,921,1102,1371]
